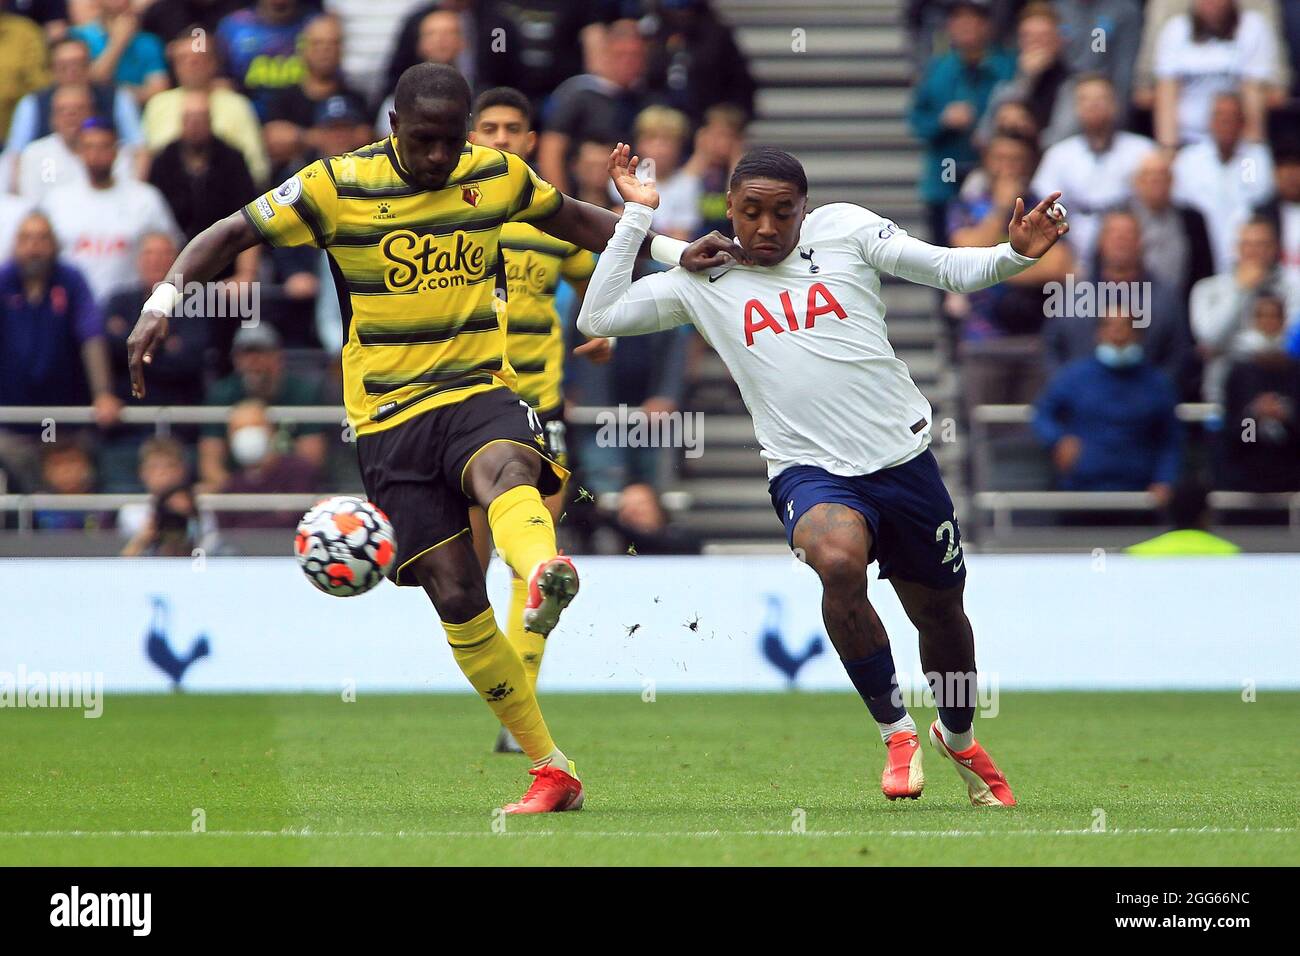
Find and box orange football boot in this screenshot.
[928,721,1016,807]
[881,730,925,800]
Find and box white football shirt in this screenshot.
[578,201,1037,479]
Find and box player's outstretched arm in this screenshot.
[535,145,748,273]
[872,192,1069,294]
[576,145,692,340]
[126,211,261,399]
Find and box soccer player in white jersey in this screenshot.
[579,144,1068,807]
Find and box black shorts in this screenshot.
[536,403,569,469]
[357,387,568,586]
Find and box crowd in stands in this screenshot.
[3,0,1299,553]
[910,0,1300,503]
[0,0,751,552]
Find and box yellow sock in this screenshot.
[443,607,555,761]
[506,574,546,690]
[486,484,556,581]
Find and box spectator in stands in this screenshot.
[591,482,699,556]
[1130,150,1215,304]
[1029,75,1156,262]
[1052,0,1143,118]
[70,0,168,106]
[375,9,464,138]
[4,35,142,156]
[14,84,141,199]
[141,0,243,55]
[1125,481,1241,555]
[199,324,326,489]
[383,0,481,101]
[947,129,1074,405]
[1254,148,1300,288]
[1217,293,1300,491]
[908,0,1015,243]
[1171,92,1275,273]
[682,103,746,238]
[1042,210,1192,394]
[618,105,699,240]
[1034,310,1181,503]
[570,136,617,210]
[0,191,33,260]
[973,97,1040,152]
[116,436,218,553]
[147,90,257,243]
[263,13,365,182]
[0,1,52,146]
[1190,217,1300,403]
[103,231,208,406]
[216,0,315,120]
[34,438,110,530]
[980,3,1079,149]
[141,36,268,186]
[1151,0,1279,148]
[537,18,657,195]
[642,0,755,126]
[120,477,209,556]
[40,118,180,301]
[218,398,319,528]
[9,0,67,40]
[0,211,117,430]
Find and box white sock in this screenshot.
[938,719,974,753]
[532,747,568,771]
[878,713,916,742]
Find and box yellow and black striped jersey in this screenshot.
[499,221,595,413]
[240,137,563,435]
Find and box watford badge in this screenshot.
[462,185,482,207]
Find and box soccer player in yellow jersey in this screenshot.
[126,63,741,814]
[466,86,613,755]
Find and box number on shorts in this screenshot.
[519,400,542,433]
[936,517,963,573]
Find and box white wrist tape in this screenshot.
[143,281,181,315]
[650,233,688,267]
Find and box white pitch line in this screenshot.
[0,827,1294,839]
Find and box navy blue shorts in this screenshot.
[768,449,966,590]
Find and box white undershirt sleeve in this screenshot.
[577,202,691,338]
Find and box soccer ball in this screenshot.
[294,496,397,596]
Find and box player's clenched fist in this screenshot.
[608,143,660,209]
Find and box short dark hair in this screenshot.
[394,62,472,119]
[473,87,532,128]
[728,146,807,195]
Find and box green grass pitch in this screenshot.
[1,691,1296,866]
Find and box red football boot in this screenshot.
[523,555,579,635]
[881,730,925,800]
[503,760,584,814]
[928,722,1016,807]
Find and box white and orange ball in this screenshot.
[294,496,396,596]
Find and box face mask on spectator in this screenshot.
[1095,343,1143,368]
[230,425,273,467]
[1234,329,1285,357]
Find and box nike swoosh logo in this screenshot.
[708,273,726,283]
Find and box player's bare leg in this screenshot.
[470,483,569,754]
[794,503,923,800]
[891,578,1015,807]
